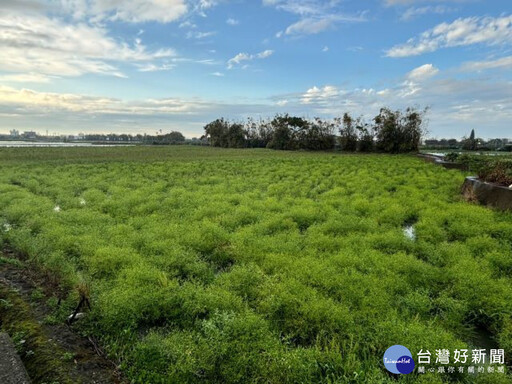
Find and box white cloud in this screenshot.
[461,56,512,72]
[61,0,188,23]
[406,64,439,81]
[384,0,467,5]
[262,0,324,16]
[0,13,176,77]
[228,53,251,67]
[387,15,512,57]
[285,17,335,35]
[0,73,53,83]
[1,73,511,138]
[283,68,512,138]
[0,85,210,115]
[280,13,366,37]
[226,18,239,25]
[211,72,225,76]
[137,63,176,72]
[186,31,216,39]
[400,5,454,21]
[179,21,197,28]
[301,85,339,104]
[265,0,367,37]
[322,46,329,52]
[0,84,273,136]
[257,50,274,59]
[227,50,274,69]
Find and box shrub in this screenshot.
[444,152,459,162]
[478,159,512,186]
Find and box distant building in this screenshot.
[22,131,37,139]
[9,129,19,138]
[68,133,85,140]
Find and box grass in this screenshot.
[0,284,74,383]
[0,146,511,383]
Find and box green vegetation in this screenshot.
[0,146,511,383]
[443,153,512,186]
[204,107,427,153]
[478,159,512,186]
[0,284,74,383]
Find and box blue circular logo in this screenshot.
[383,345,415,374]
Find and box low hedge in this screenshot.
[478,159,512,186]
[443,153,512,186]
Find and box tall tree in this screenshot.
[356,117,374,152]
[227,123,246,148]
[374,107,427,153]
[462,129,477,150]
[204,118,229,147]
[338,112,358,151]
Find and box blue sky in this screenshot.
[0,0,511,139]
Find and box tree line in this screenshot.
[203,107,428,153]
[424,130,511,152]
[80,131,187,144]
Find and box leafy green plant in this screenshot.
[0,146,511,383]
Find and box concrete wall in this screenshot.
[0,333,31,384]
[461,177,512,211]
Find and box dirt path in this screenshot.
[0,252,124,384]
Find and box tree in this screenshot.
[355,117,374,152]
[462,129,477,150]
[227,123,246,148]
[307,118,336,150]
[203,106,427,152]
[338,113,358,151]
[374,108,401,153]
[167,131,186,143]
[374,107,427,153]
[267,114,308,150]
[447,139,458,148]
[267,116,293,150]
[204,118,230,147]
[400,107,425,152]
[245,118,272,148]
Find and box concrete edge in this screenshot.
[461,176,512,211]
[0,332,31,384]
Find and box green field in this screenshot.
[0,146,511,383]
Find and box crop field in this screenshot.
[0,146,511,383]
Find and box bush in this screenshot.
[444,152,459,162]
[478,159,512,186]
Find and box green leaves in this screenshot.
[1,147,511,383]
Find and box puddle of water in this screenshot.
[403,225,416,240]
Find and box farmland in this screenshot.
[0,146,511,383]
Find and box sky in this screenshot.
[0,0,511,139]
